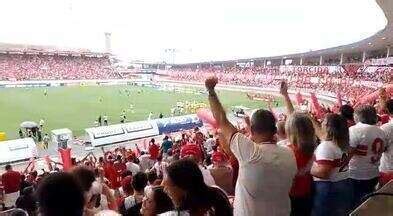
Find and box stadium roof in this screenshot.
[0,42,109,57]
[177,0,393,65]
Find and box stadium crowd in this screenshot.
[167,65,393,102]
[0,54,116,81]
[0,77,393,216]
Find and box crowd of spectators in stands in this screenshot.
[167,65,392,102]
[0,54,117,81]
[0,77,392,216]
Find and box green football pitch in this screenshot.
[0,85,282,139]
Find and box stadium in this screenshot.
[0,0,392,215]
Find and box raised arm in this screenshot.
[22,160,33,174]
[310,113,324,140]
[267,98,278,121]
[280,80,295,115]
[205,77,237,151]
[378,87,388,113]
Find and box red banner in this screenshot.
[59,148,72,171]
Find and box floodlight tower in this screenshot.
[104,32,112,53]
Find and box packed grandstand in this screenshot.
[1,0,393,216]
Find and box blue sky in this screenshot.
[0,0,387,63]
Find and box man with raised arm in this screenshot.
[205,76,297,216]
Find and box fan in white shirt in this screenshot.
[349,105,387,206]
[125,161,140,176]
[379,99,393,186]
[310,113,353,216]
[205,77,297,216]
[313,140,349,182]
[349,122,386,179]
[204,135,216,153]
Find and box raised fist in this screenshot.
[205,76,218,90]
[280,80,288,95]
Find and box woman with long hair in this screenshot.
[285,112,316,216]
[140,186,174,216]
[310,113,353,216]
[161,158,232,216]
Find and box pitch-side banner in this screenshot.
[155,114,203,134]
[279,65,341,74]
[85,121,159,147]
[85,114,203,147]
[0,138,37,164]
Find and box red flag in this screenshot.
[310,93,323,119]
[59,148,72,171]
[295,92,304,105]
[134,145,141,157]
[196,108,218,129]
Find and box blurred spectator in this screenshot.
[162,158,232,216]
[36,172,85,216]
[1,164,22,209]
[140,186,174,216]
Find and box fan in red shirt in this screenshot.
[117,176,133,207]
[1,164,22,208]
[180,143,203,161]
[100,149,121,189]
[194,127,205,146]
[113,155,127,186]
[285,113,316,216]
[148,138,160,160]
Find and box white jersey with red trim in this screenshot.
[380,120,393,172]
[349,123,387,180]
[313,140,349,182]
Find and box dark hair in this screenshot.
[324,114,349,151]
[355,105,378,125]
[285,112,316,156]
[164,136,169,140]
[122,176,133,195]
[386,99,393,115]
[132,172,148,192]
[70,166,96,192]
[166,159,232,216]
[30,171,38,178]
[250,109,277,135]
[37,173,84,216]
[204,155,212,167]
[147,170,158,184]
[71,158,77,166]
[150,138,155,144]
[5,164,11,170]
[151,186,174,214]
[122,170,133,178]
[340,104,354,121]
